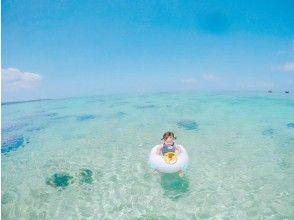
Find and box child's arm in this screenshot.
[175,145,182,154]
[156,144,163,155]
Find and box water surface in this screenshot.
[2,92,294,219]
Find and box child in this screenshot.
[156,131,184,177]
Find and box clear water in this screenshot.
[2,92,294,219]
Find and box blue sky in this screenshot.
[2,0,294,101]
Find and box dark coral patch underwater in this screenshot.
[115,112,126,118]
[177,120,199,130]
[1,136,28,154]
[136,104,157,109]
[46,172,74,190]
[262,128,274,136]
[160,173,189,200]
[54,115,73,120]
[47,113,58,117]
[287,123,294,128]
[79,168,93,184]
[77,114,96,121]
[27,126,44,133]
[46,169,94,190]
[2,123,29,133]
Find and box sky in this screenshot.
[2,0,294,101]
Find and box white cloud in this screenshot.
[180,78,198,84]
[2,68,42,91]
[180,73,221,85]
[280,62,294,72]
[239,81,274,90]
[202,73,219,81]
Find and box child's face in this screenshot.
[164,136,174,144]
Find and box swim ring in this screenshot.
[149,145,189,173]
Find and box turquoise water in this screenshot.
[2,92,294,219]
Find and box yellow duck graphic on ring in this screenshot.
[163,152,177,164]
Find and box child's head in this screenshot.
[161,131,176,143]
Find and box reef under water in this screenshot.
[46,172,74,190]
[77,114,96,121]
[177,120,199,130]
[1,136,28,154]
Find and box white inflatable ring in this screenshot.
[149,144,189,173]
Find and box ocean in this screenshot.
[2,92,294,219]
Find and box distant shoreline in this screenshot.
[2,90,292,106]
[1,98,53,106]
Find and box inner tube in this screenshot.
[149,145,189,173]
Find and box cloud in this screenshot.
[202,73,219,81]
[180,74,220,86]
[2,68,42,91]
[239,81,274,90]
[180,78,198,84]
[280,62,294,72]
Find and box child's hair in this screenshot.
[161,131,177,140]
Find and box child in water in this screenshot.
[156,131,184,177]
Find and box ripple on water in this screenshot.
[276,158,290,170]
[137,213,170,220]
[115,101,128,105]
[2,94,294,219]
[160,173,189,200]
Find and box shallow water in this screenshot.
[2,92,294,219]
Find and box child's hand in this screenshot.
[176,145,182,154]
[156,145,163,155]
